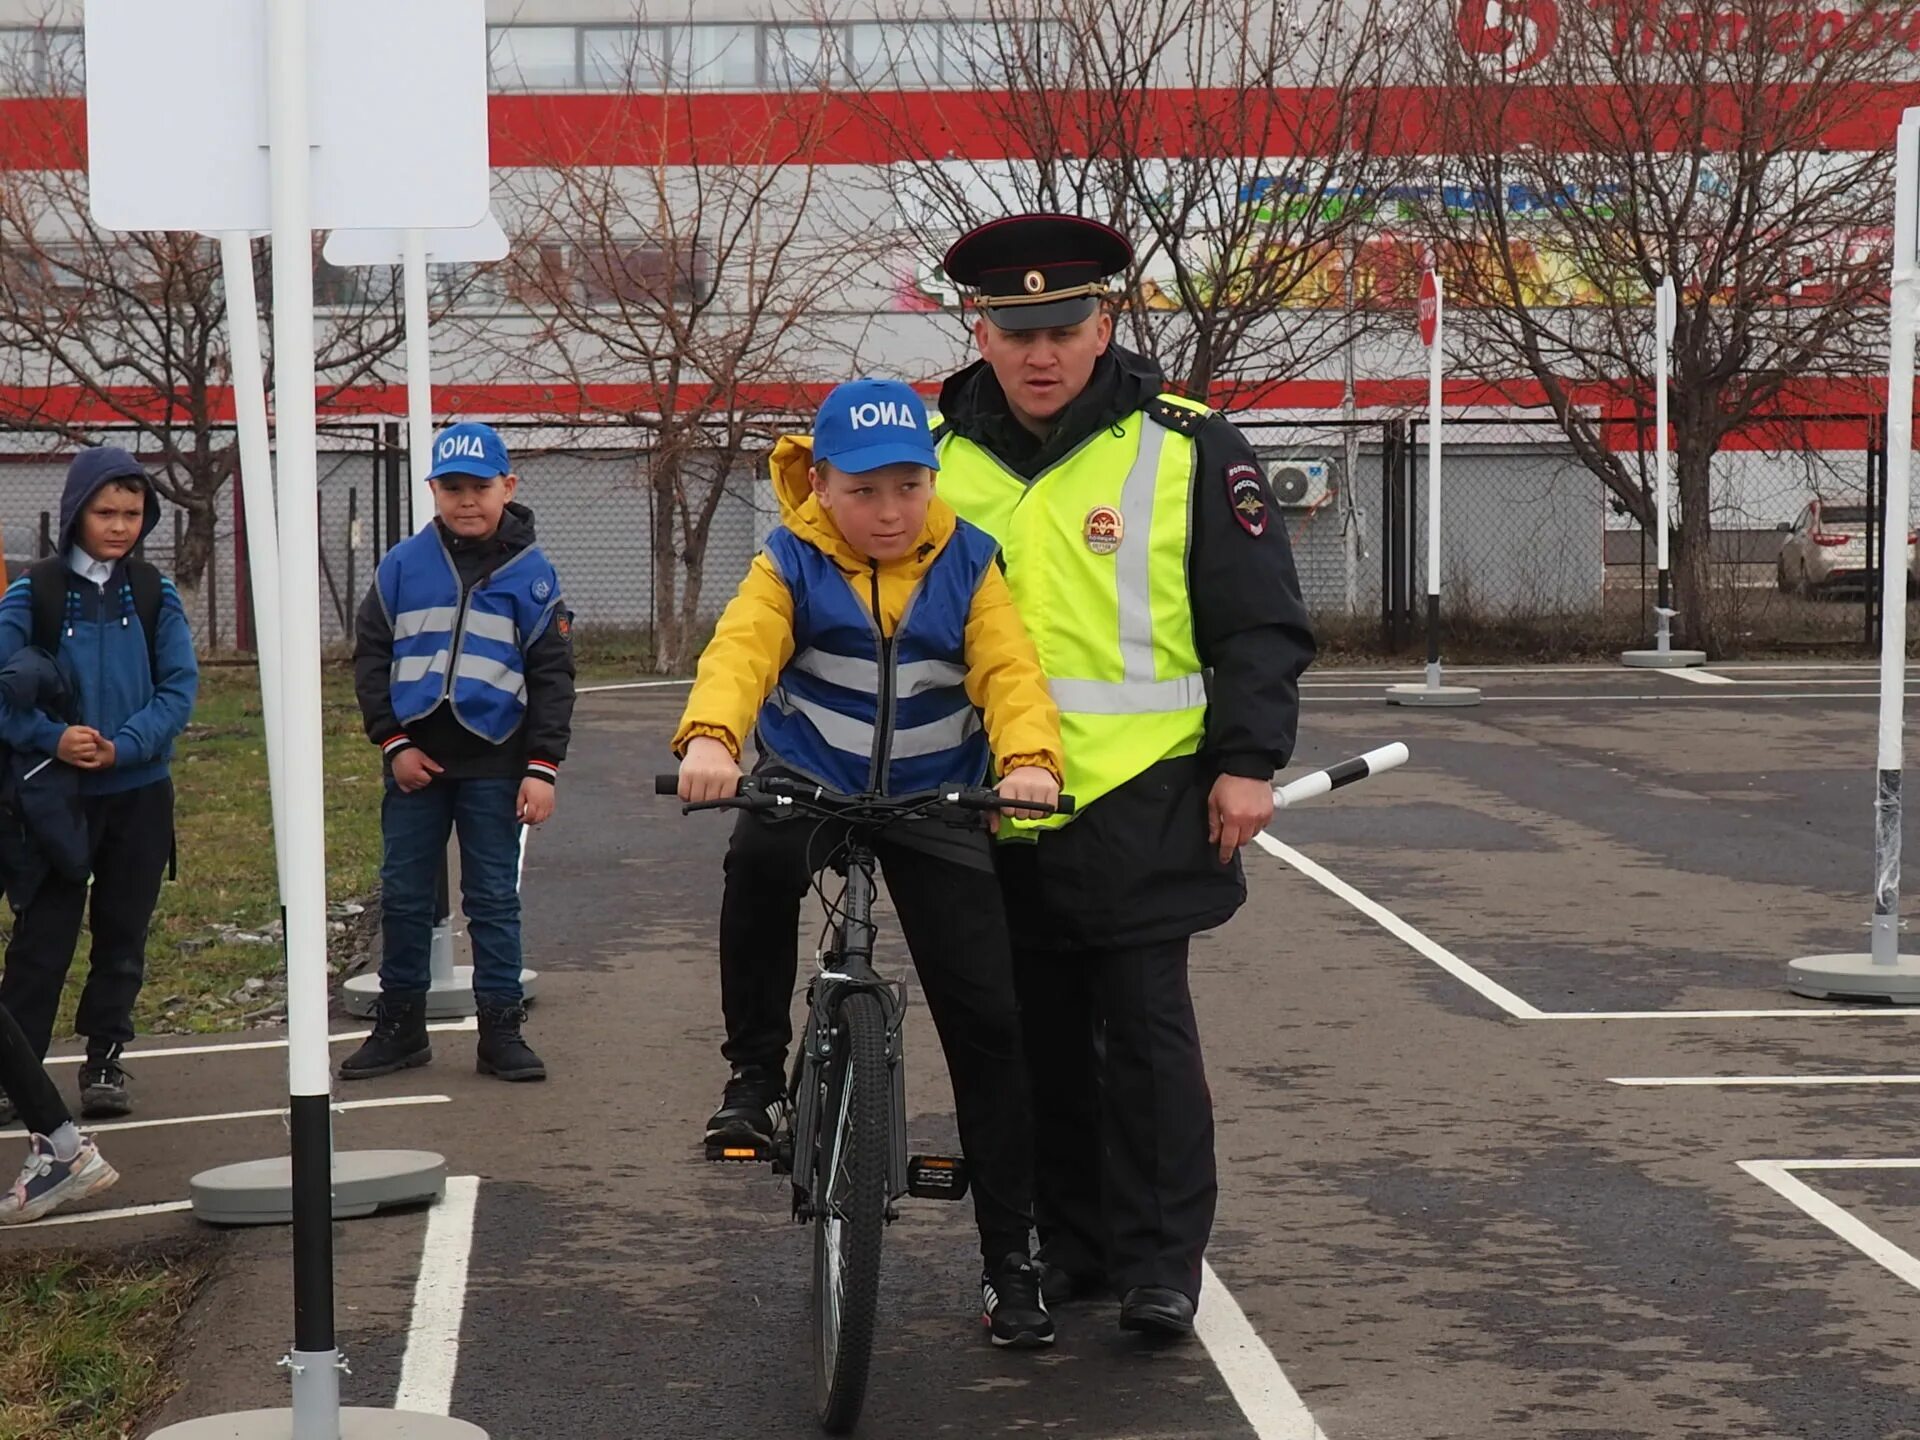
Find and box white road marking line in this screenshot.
[1544,1008,1920,1020]
[20,1199,195,1229]
[395,1175,481,1416]
[576,679,693,693]
[0,1095,451,1142]
[1739,1159,1920,1295]
[1303,692,1878,704]
[1197,1259,1330,1439]
[1252,832,1543,1019]
[41,1018,478,1068]
[1252,839,1920,1023]
[1666,668,1737,685]
[1613,1074,1920,1086]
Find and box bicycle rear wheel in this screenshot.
[811,989,889,1434]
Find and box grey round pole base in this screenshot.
[1787,953,1920,1005]
[149,1407,487,1438]
[190,1149,448,1226]
[342,967,540,1018]
[1621,648,1707,668]
[1385,683,1484,708]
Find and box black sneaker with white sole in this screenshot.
[982,1253,1055,1348]
[78,1047,131,1120]
[704,1066,788,1161]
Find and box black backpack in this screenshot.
[28,555,164,678]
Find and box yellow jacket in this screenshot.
[673,434,1064,781]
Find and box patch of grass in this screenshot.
[0,1245,210,1440]
[1,664,386,1036]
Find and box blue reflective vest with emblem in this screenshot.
[376,528,562,745]
[755,523,998,795]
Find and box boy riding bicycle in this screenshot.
[674,378,1062,1347]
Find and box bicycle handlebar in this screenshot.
[653,772,1074,818]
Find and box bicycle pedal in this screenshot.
[907,1153,970,1201]
[705,1136,773,1164]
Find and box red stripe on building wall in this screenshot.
[0,377,1901,450]
[8,85,1920,171]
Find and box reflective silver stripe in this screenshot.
[890,706,982,758]
[791,648,968,698]
[392,605,457,641]
[455,653,527,702]
[1048,673,1208,716]
[774,691,980,758]
[393,652,450,685]
[1115,422,1170,682]
[463,609,518,645]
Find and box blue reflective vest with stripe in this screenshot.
[755,523,998,795]
[376,528,562,745]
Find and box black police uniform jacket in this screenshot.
[937,343,1317,950]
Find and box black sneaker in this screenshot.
[704,1067,788,1161]
[982,1253,1055,1348]
[337,993,431,1080]
[78,1047,131,1120]
[475,1001,546,1082]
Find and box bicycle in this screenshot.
[653,772,1073,1434]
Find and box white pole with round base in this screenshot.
[1787,107,1920,1006]
[1623,275,1706,669]
[1388,268,1482,709]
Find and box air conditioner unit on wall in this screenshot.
[1265,457,1332,510]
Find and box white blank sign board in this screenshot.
[324,215,511,268]
[86,0,490,233]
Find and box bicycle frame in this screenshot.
[784,838,910,1221]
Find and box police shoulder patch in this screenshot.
[555,610,572,641]
[1225,462,1269,538]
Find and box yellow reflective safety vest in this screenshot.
[934,394,1210,831]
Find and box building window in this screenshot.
[765,25,844,89]
[488,26,579,91]
[0,26,82,96]
[671,25,758,90]
[581,25,671,91]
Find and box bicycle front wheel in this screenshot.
[811,989,889,1434]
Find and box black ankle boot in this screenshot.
[476,1001,545,1082]
[337,993,431,1080]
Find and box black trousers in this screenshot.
[0,780,173,1059]
[719,810,1036,1261]
[0,998,70,1134]
[1012,934,1218,1302]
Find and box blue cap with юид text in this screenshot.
[812,379,939,475]
[425,422,512,482]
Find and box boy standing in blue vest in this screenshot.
[342,422,575,1084]
[673,378,1064,1346]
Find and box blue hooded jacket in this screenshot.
[0,447,199,795]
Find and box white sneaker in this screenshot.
[0,1134,119,1224]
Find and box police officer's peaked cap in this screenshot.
[943,214,1133,331]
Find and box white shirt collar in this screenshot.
[67,547,113,587]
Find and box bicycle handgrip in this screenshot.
[654,774,680,795]
[1054,794,1076,816]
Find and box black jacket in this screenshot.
[0,646,88,909]
[353,504,576,783]
[938,345,1317,949]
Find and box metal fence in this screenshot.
[0,411,1893,660]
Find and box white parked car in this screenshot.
[1776,496,1919,597]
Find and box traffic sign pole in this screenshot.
[1622,275,1705,669]
[1388,268,1481,708]
[1790,106,1920,1003]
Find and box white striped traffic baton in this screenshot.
[1273,743,1409,810]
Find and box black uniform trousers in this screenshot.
[0,779,173,1059]
[718,809,1037,1262]
[1009,932,1217,1303]
[0,998,71,1135]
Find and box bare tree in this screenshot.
[1411,0,1898,655]
[838,0,1416,397]
[0,82,409,600]
[488,18,872,673]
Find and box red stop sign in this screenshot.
[1417,269,1439,347]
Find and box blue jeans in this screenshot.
[380,775,524,1003]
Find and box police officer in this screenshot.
[932,214,1315,1338]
